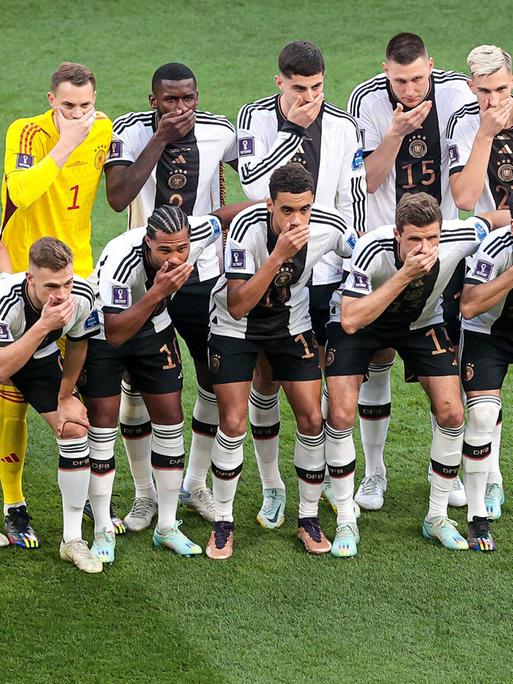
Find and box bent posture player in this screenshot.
[0,238,102,572]
[104,62,238,528]
[324,193,508,556]
[459,213,513,551]
[237,40,366,525]
[0,62,111,547]
[348,33,474,511]
[446,45,513,515]
[206,164,357,560]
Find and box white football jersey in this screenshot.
[462,226,513,335]
[0,273,98,360]
[93,215,222,340]
[104,109,237,282]
[210,203,358,340]
[348,70,475,229]
[331,217,490,331]
[236,95,366,285]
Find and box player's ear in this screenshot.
[149,93,157,109]
[393,227,401,241]
[274,74,283,91]
[47,91,55,107]
[266,198,274,214]
[427,56,434,73]
[382,62,388,78]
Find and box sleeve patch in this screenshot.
[210,216,222,237]
[474,220,488,242]
[16,153,34,169]
[230,249,246,269]
[347,232,357,250]
[352,148,364,171]
[448,145,459,164]
[352,272,371,291]
[472,260,493,281]
[238,136,254,157]
[109,140,123,159]
[111,286,129,306]
[0,323,13,341]
[84,309,100,330]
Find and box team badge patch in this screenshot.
[112,286,129,306]
[409,136,427,159]
[498,163,513,182]
[210,216,221,237]
[352,272,370,291]
[0,323,12,341]
[84,309,100,330]
[109,140,123,159]
[463,363,475,382]
[16,153,34,169]
[230,249,246,269]
[209,353,221,374]
[472,260,493,281]
[448,145,459,164]
[352,148,364,171]
[238,136,254,157]
[474,221,488,242]
[94,148,106,170]
[347,232,357,250]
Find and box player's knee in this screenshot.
[59,422,88,440]
[327,402,356,431]
[434,401,464,428]
[467,397,501,437]
[295,410,323,436]
[221,413,247,437]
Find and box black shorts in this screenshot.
[308,281,340,346]
[441,259,466,346]
[325,322,458,381]
[461,329,513,392]
[80,326,183,398]
[11,351,62,414]
[208,331,321,385]
[168,277,218,362]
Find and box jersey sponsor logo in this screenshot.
[472,260,493,280]
[112,286,130,306]
[0,323,12,341]
[474,221,488,242]
[109,140,123,159]
[352,271,370,291]
[209,217,221,237]
[352,148,364,171]
[408,136,427,159]
[238,136,254,157]
[347,232,357,250]
[16,153,34,169]
[230,248,246,269]
[84,309,100,330]
[448,145,459,164]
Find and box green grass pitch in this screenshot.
[1,1,513,681]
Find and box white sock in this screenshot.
[211,429,245,522]
[294,429,325,518]
[358,362,393,479]
[120,380,156,500]
[463,396,501,521]
[427,422,465,520]
[88,426,117,534]
[487,409,503,487]
[325,423,356,524]
[57,435,90,543]
[249,388,283,492]
[183,387,218,494]
[151,422,184,531]
[4,500,26,515]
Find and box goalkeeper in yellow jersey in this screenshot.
[0,62,112,548]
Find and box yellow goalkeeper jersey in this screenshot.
[1,109,112,277]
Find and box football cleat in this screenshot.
[205,521,234,560]
[427,465,467,507]
[355,474,387,511]
[5,505,40,549]
[59,539,103,573]
[485,483,505,521]
[83,498,126,535]
[422,516,469,550]
[468,516,496,552]
[298,517,331,554]
[123,497,157,532]
[179,486,215,523]
[152,521,202,556]
[91,527,116,564]
[256,488,286,529]
[331,522,360,558]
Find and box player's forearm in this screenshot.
[460,271,513,319]
[59,339,87,399]
[364,132,403,193]
[227,253,284,320]
[105,135,167,212]
[104,289,163,347]
[479,209,511,231]
[7,156,60,209]
[0,322,50,381]
[341,272,410,333]
[450,134,493,211]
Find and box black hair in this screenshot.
[385,33,428,65]
[269,163,314,200]
[151,63,197,91]
[146,205,189,239]
[278,41,325,78]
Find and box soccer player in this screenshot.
[0,238,102,572]
[0,62,112,547]
[347,33,474,511]
[324,193,508,556]
[236,40,366,525]
[458,207,513,550]
[80,204,233,562]
[104,62,238,528]
[206,164,358,560]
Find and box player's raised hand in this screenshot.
[287,92,324,129]
[152,261,194,297]
[40,294,76,333]
[275,222,310,261]
[56,395,90,437]
[156,109,196,144]
[390,100,432,137]
[479,97,513,139]
[402,243,438,280]
[54,107,96,149]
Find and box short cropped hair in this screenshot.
[385,33,428,65]
[278,41,325,78]
[269,163,314,200]
[146,204,189,239]
[151,63,197,91]
[395,192,442,233]
[50,62,96,92]
[467,45,512,78]
[29,237,73,270]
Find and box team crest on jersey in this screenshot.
[448,145,459,164]
[16,153,34,169]
[238,136,254,157]
[0,323,12,341]
[168,171,187,190]
[409,136,427,159]
[112,286,130,306]
[94,147,106,170]
[230,249,246,269]
[352,148,364,171]
[473,260,493,281]
[274,262,294,287]
[497,162,513,182]
[353,272,370,291]
[84,309,100,330]
[463,363,475,382]
[109,140,123,159]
